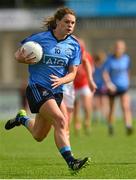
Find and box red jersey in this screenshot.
[74,51,94,89]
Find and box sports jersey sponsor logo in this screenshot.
[42,54,67,67]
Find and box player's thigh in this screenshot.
[101,95,108,105]
[101,95,109,112]
[93,95,100,109]
[60,101,69,126]
[32,113,52,140]
[81,94,92,111]
[79,86,92,108]
[60,101,68,119]
[101,95,109,108]
[63,91,75,110]
[60,101,74,131]
[109,95,115,106]
[39,98,65,128]
[74,98,80,114]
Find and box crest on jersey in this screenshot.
[65,48,72,57]
[42,90,49,96]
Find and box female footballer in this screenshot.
[103,40,133,135]
[5,7,89,171]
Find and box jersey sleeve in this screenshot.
[20,33,40,45]
[103,57,111,73]
[127,55,131,71]
[68,43,81,66]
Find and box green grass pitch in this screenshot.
[0,120,136,179]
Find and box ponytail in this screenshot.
[43,7,76,30]
[43,16,56,30]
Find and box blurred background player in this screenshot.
[103,40,133,135]
[62,38,96,138]
[73,39,96,135]
[92,51,109,123]
[62,81,75,139]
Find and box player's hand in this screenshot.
[106,81,117,93]
[50,74,63,89]
[89,80,97,93]
[15,48,36,64]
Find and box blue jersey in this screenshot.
[104,54,131,91]
[93,64,105,89]
[21,30,81,94]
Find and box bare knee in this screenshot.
[122,102,130,112]
[33,135,44,142]
[32,132,47,142]
[53,115,66,130]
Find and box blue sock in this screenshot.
[59,146,74,165]
[20,116,30,128]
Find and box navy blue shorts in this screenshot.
[26,84,63,113]
[107,89,128,97]
[94,88,108,96]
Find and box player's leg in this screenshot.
[38,98,70,147]
[62,87,75,139]
[29,113,52,142]
[6,100,89,171]
[5,90,89,171]
[5,98,68,148]
[120,92,133,135]
[107,96,115,135]
[81,93,92,135]
[100,95,109,122]
[60,101,73,140]
[92,95,101,123]
[5,109,52,142]
[73,98,81,135]
[39,98,89,171]
[62,94,74,127]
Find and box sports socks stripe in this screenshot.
[59,146,74,165]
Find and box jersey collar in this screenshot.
[50,30,70,42]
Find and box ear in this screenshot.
[56,19,59,25]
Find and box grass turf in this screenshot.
[0,120,136,179]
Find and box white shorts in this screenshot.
[75,85,92,99]
[63,82,75,109]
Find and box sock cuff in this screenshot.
[20,116,30,127]
[24,118,30,128]
[59,146,71,154]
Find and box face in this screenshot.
[114,40,126,57]
[56,14,76,36]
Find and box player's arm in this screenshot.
[15,48,36,65]
[82,52,97,93]
[50,65,78,89]
[103,70,116,93]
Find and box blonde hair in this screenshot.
[43,7,76,30]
